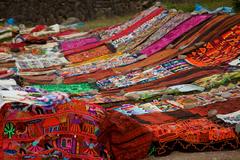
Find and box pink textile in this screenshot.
[140,14,212,56]
[60,37,99,51]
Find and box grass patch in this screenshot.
[162,0,234,12]
[80,14,135,31]
[80,0,234,31]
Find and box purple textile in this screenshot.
[60,37,99,51]
[140,14,212,56]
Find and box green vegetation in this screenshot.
[80,14,135,31]
[80,0,235,31]
[162,0,233,12]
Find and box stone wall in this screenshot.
[0,0,157,25]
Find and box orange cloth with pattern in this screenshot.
[186,25,240,67]
[66,45,112,63]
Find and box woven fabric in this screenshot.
[111,10,168,49]
[97,59,192,90]
[100,96,240,159]
[141,14,212,56]
[64,7,164,56]
[134,13,191,52]
[1,99,108,159]
[186,24,240,67]
[60,36,99,51]
[33,83,97,94]
[66,45,112,63]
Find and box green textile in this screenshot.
[33,83,97,94]
[194,70,240,89]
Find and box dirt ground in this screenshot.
[145,150,240,160]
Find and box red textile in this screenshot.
[64,7,164,56]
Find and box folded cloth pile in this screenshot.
[0,2,240,160]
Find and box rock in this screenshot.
[208,109,218,117]
[0,0,154,25]
[235,123,240,134]
[161,94,174,100]
[155,1,162,7]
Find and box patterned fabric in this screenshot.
[63,7,163,56]
[75,93,128,104]
[60,36,99,51]
[66,45,112,63]
[16,56,69,70]
[114,100,181,116]
[141,14,212,56]
[217,110,240,124]
[186,25,240,66]
[61,53,138,78]
[229,56,240,66]
[97,59,192,89]
[149,118,236,145]
[193,71,240,89]
[167,85,240,108]
[0,68,15,79]
[0,85,70,107]
[1,99,107,159]
[148,118,237,155]
[122,84,204,101]
[111,10,168,48]
[173,15,229,49]
[134,13,191,52]
[33,83,97,94]
[100,96,240,159]
[0,4,240,160]
[100,87,240,159]
[62,47,177,83]
[120,11,177,53]
[99,6,159,39]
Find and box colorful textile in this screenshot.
[97,59,192,89]
[111,10,168,48]
[113,49,178,74]
[62,49,178,84]
[114,100,181,116]
[174,14,229,49]
[134,13,191,52]
[60,36,99,51]
[16,56,69,70]
[61,53,138,78]
[217,110,240,124]
[33,83,97,94]
[186,25,240,66]
[100,97,240,159]
[167,85,240,109]
[100,67,225,95]
[66,45,113,63]
[148,118,237,156]
[121,11,177,53]
[99,6,159,39]
[229,56,240,66]
[193,71,240,89]
[0,85,70,107]
[64,7,164,56]
[0,4,240,160]
[1,99,107,159]
[141,14,212,56]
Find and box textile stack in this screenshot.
[0,3,240,160]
